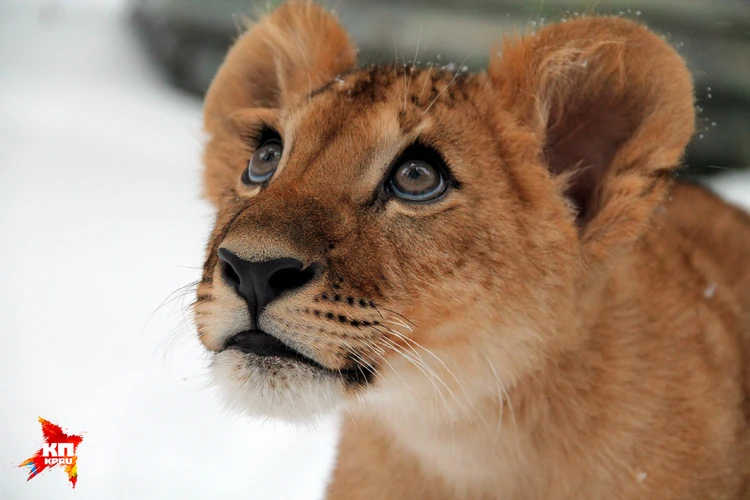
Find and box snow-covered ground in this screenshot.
[0,1,748,499]
[0,1,338,499]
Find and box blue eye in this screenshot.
[388,159,447,202]
[242,138,282,185]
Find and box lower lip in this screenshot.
[223,330,377,386]
[224,330,321,366]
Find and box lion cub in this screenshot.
[194,2,750,498]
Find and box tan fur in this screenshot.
[195,2,750,498]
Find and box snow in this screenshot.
[706,169,750,212]
[0,1,337,499]
[0,1,748,499]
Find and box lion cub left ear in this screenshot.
[201,1,357,204]
[490,17,694,261]
[203,1,358,133]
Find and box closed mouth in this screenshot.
[223,330,376,386]
[224,330,323,368]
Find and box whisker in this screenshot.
[378,316,487,428]
[483,353,506,457]
[383,322,472,405]
[372,304,385,320]
[335,340,378,384]
[375,335,452,414]
[349,341,409,390]
[383,318,413,333]
[404,24,423,112]
[391,33,400,79]
[499,375,522,458]
[421,51,473,117]
[419,62,434,101]
[380,307,417,327]
[369,323,426,369]
[375,329,470,418]
[141,280,200,334]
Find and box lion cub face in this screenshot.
[195,3,693,420]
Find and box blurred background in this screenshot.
[0,0,748,499]
[131,0,750,174]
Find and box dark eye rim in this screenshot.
[241,127,283,186]
[384,143,457,204]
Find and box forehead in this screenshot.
[310,65,472,109]
[276,66,482,182]
[285,65,479,136]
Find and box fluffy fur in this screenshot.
[194,2,750,498]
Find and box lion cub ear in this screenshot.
[490,17,694,261]
[203,1,357,133]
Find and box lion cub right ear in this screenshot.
[203,1,358,134]
[490,17,695,264]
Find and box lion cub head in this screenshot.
[195,1,694,420]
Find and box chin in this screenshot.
[209,337,366,422]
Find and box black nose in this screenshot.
[217,249,317,321]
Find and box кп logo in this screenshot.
[41,442,76,465]
[19,417,84,488]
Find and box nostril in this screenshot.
[216,248,319,311]
[268,263,317,295]
[220,257,241,289]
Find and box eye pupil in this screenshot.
[260,148,279,163]
[243,139,282,184]
[406,166,423,179]
[389,159,445,202]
